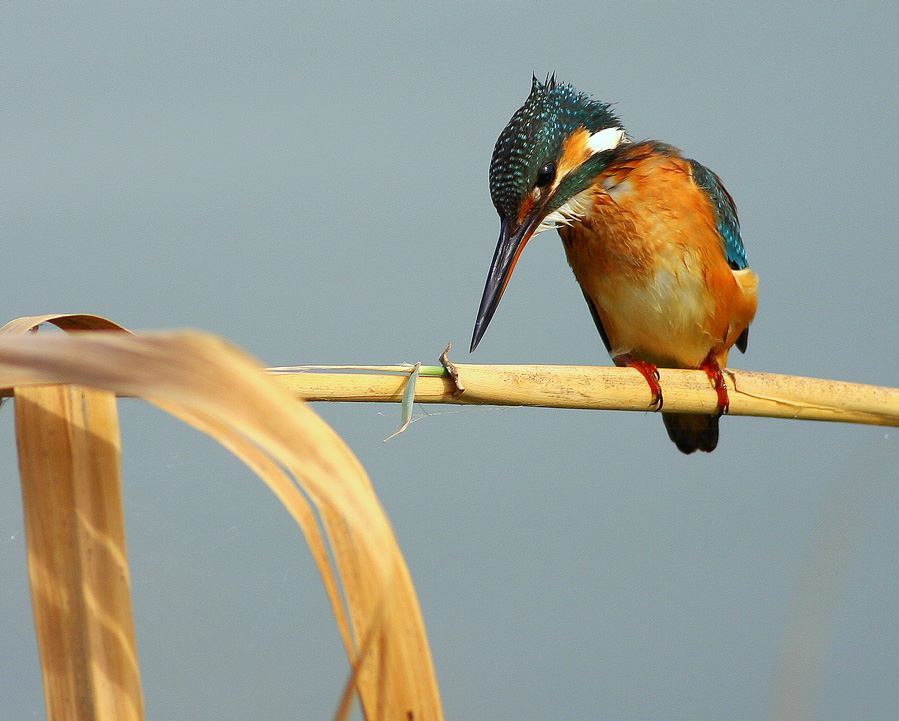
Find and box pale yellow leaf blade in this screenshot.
[0,330,443,721]
[16,384,143,721]
[0,313,130,335]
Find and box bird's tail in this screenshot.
[662,412,719,454]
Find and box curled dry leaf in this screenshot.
[0,327,442,721]
[0,313,131,335]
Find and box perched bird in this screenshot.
[470,76,758,453]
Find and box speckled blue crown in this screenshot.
[489,75,620,220]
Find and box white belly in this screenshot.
[583,253,715,368]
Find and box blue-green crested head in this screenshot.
[489,75,622,222]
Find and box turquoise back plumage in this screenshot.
[687,159,748,271]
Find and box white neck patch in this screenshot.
[585,126,627,154]
[536,188,594,236]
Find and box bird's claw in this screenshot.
[700,356,729,416]
[615,354,664,411]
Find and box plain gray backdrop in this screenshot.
[2,3,897,720]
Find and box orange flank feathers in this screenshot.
[560,143,757,370]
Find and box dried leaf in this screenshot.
[16,384,143,721]
[0,313,130,335]
[0,328,442,721]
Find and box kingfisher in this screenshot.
[470,76,758,453]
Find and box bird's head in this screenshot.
[471,75,626,351]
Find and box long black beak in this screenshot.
[470,214,542,352]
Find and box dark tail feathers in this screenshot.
[662,413,720,454]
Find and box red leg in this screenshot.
[699,355,729,415]
[614,354,663,410]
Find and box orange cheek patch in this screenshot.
[555,127,593,182]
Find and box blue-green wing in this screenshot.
[689,158,750,352]
[688,159,748,271]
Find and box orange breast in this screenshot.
[559,147,757,368]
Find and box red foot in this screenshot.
[699,355,729,416]
[615,354,663,410]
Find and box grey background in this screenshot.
[2,3,898,720]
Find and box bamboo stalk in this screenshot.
[15,384,144,721]
[271,365,899,427]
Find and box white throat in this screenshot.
[536,188,595,236]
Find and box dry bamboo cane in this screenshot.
[271,365,899,428]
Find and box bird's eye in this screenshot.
[535,162,556,188]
